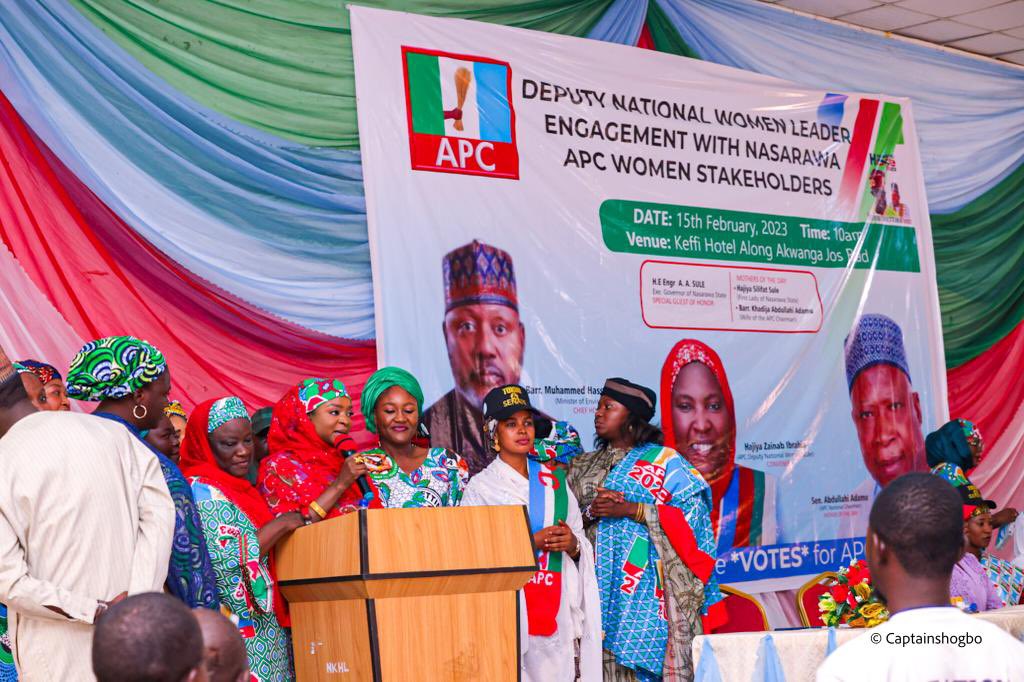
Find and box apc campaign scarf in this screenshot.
[523,457,569,636]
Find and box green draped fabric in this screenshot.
[645,0,698,59]
[931,163,1024,368]
[69,0,617,147]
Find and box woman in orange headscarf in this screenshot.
[660,339,777,552]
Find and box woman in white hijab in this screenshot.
[462,384,601,681]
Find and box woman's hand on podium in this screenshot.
[257,512,306,558]
[281,511,305,530]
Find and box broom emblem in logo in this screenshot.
[403,47,518,178]
[443,67,472,132]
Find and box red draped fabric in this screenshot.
[949,321,1024,450]
[0,90,377,442]
[637,22,655,50]
[948,321,1024,523]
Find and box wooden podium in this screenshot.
[276,506,537,681]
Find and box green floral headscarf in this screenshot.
[298,377,348,413]
[208,397,249,433]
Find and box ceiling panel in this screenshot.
[897,20,986,42]
[778,0,878,17]
[756,0,1024,66]
[948,31,1024,53]
[896,0,1008,18]
[839,4,934,30]
[956,1,1024,30]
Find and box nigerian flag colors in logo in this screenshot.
[402,47,519,179]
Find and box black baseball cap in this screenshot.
[956,480,997,512]
[482,384,552,438]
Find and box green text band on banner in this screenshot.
[601,200,921,272]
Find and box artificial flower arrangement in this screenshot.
[818,559,890,628]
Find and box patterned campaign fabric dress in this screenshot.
[0,604,15,682]
[365,447,469,508]
[191,480,291,682]
[569,443,722,682]
[931,462,971,487]
[981,554,1024,607]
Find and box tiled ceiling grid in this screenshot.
[758,0,1024,66]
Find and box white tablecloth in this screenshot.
[692,605,1024,682]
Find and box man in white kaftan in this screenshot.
[0,346,174,681]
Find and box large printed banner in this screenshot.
[351,7,948,591]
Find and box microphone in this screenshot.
[337,436,375,507]
[354,472,374,500]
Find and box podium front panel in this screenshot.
[276,510,361,585]
[278,506,535,680]
[278,506,537,602]
[291,591,519,682]
[375,591,519,682]
[291,600,374,682]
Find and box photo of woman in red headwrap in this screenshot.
[660,339,778,553]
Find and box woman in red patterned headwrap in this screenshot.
[660,339,777,553]
[180,397,299,680]
[258,377,381,522]
[16,359,69,411]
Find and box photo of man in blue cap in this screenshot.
[844,313,927,488]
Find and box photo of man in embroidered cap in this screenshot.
[844,313,927,488]
[424,239,525,476]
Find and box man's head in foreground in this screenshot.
[866,473,963,611]
[93,593,206,682]
[194,608,250,682]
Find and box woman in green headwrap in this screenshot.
[65,335,220,610]
[358,367,469,508]
[928,419,1018,529]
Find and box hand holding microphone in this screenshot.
[335,436,377,506]
[340,454,370,485]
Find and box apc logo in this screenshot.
[402,47,519,179]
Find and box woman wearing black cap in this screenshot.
[567,378,722,682]
[462,384,601,682]
[928,419,1019,530]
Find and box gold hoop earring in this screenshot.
[132,404,148,420]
